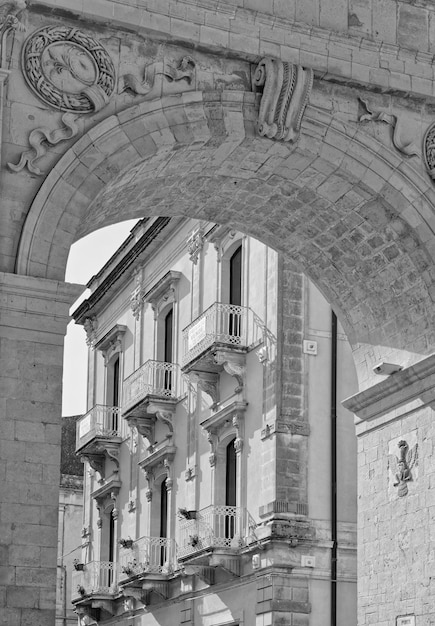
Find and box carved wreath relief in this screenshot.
[22,25,116,113]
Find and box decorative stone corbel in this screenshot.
[187,226,205,264]
[126,415,155,442]
[206,431,218,467]
[253,57,313,143]
[130,267,145,320]
[103,442,121,473]
[82,454,105,482]
[149,406,174,435]
[192,371,220,409]
[83,317,98,348]
[214,350,245,394]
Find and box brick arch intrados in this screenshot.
[16,90,435,379]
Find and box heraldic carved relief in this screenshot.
[21,25,116,113]
[9,25,116,174]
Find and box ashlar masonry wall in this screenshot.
[0,273,82,626]
[344,355,435,626]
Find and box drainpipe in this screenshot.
[331,311,338,626]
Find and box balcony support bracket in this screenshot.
[214,350,246,394]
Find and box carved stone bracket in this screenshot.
[214,350,246,394]
[83,317,98,348]
[358,97,419,158]
[191,371,220,409]
[81,453,105,482]
[126,416,155,442]
[130,266,145,320]
[253,56,313,143]
[187,226,205,264]
[148,404,174,435]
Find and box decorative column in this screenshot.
[0,272,83,625]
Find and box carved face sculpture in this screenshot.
[41,43,98,94]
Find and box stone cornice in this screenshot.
[31,0,435,100]
[72,217,171,323]
[342,353,435,422]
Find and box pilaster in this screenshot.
[0,272,83,624]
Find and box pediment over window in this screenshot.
[94,324,127,365]
[143,271,181,318]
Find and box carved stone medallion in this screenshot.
[21,25,116,113]
[423,122,435,180]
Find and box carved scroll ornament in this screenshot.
[358,98,419,158]
[253,56,313,143]
[121,55,195,98]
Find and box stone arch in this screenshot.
[16,90,435,383]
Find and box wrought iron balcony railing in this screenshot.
[119,536,176,578]
[76,405,126,452]
[182,303,263,368]
[71,561,117,601]
[122,360,179,414]
[177,505,256,559]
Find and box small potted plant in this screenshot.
[119,537,134,549]
[188,534,200,547]
[73,559,84,571]
[178,507,197,520]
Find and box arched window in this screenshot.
[225,437,237,538]
[164,308,173,391]
[229,246,242,338]
[229,245,242,307]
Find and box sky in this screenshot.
[62,220,139,417]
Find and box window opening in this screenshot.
[225,438,237,538]
[164,308,173,391]
[160,480,168,564]
[229,246,242,337]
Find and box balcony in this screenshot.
[122,360,179,439]
[182,303,263,405]
[72,561,118,617]
[119,536,176,577]
[118,537,175,603]
[76,406,127,480]
[177,505,255,577]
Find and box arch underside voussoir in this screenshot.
[15,88,435,378]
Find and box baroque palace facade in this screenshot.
[69,218,358,625]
